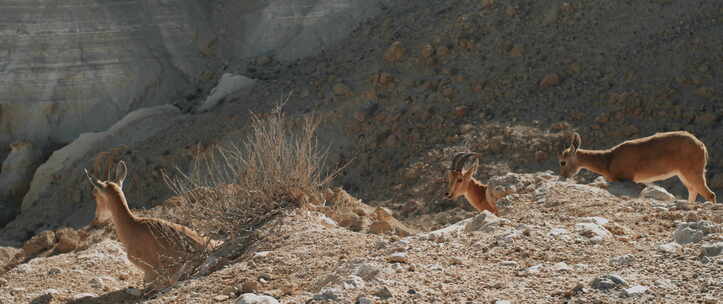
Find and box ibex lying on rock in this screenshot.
[84,161,221,291]
[558,131,716,203]
[445,152,499,214]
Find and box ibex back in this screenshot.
[558,131,716,203]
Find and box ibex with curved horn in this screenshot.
[558,131,716,203]
[84,161,222,291]
[445,152,498,214]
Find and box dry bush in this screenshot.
[163,102,342,238]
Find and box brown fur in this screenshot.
[86,161,221,291]
[558,131,716,203]
[445,154,499,214]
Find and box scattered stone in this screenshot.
[387,252,408,263]
[240,280,259,293]
[591,274,627,290]
[22,230,56,256]
[449,256,464,265]
[356,296,374,304]
[342,275,365,290]
[701,242,723,257]
[14,263,32,273]
[215,295,231,301]
[547,228,569,239]
[579,216,609,225]
[73,293,97,300]
[373,286,393,299]
[609,254,635,266]
[641,185,676,201]
[353,263,381,281]
[236,293,280,304]
[654,279,675,289]
[465,211,507,233]
[495,300,512,304]
[539,73,560,88]
[525,264,543,273]
[500,261,518,267]
[89,277,104,289]
[126,288,142,297]
[675,221,720,241]
[621,285,648,297]
[674,200,691,210]
[673,227,704,244]
[552,262,572,272]
[575,223,612,243]
[658,242,682,253]
[48,267,62,275]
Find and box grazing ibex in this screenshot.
[445,152,499,214]
[558,131,716,203]
[84,161,221,291]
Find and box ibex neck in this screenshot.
[576,149,612,177]
[107,190,137,228]
[464,178,497,214]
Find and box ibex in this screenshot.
[445,152,499,214]
[84,161,222,291]
[558,131,716,203]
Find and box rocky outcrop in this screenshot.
[0,142,45,227]
[0,105,184,243]
[0,0,214,147]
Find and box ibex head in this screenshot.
[445,152,480,200]
[85,161,127,224]
[558,132,582,179]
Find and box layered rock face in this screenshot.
[0,0,391,241]
[0,0,214,146]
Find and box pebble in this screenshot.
[701,242,723,257]
[658,242,682,253]
[609,254,635,266]
[215,295,230,301]
[236,293,280,304]
[591,274,627,290]
[73,293,98,300]
[621,285,648,297]
[387,252,408,263]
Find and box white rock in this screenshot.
[547,228,570,239]
[575,223,612,243]
[236,293,280,304]
[254,251,272,257]
[342,275,365,290]
[622,285,648,297]
[701,242,723,257]
[641,185,675,201]
[673,227,704,244]
[387,252,408,263]
[73,293,97,300]
[195,73,256,113]
[525,264,543,273]
[609,254,635,266]
[658,242,682,253]
[552,262,572,272]
[579,216,609,225]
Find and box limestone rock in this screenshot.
[195,73,256,113]
[236,293,279,304]
[641,184,675,201]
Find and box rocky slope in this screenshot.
[1,173,721,303]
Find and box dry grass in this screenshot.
[162,101,342,238]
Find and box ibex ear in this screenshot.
[570,132,581,153]
[115,161,127,188]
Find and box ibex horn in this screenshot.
[451,152,480,171]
